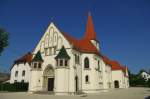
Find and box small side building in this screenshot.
[111,61,129,88]
[10,52,32,83]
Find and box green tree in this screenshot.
[129,70,147,87]
[147,79,150,87]
[0,28,9,55]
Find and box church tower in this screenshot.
[54,46,70,95]
[84,12,100,51]
[29,51,44,91]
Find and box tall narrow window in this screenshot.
[60,60,63,66]
[77,55,80,64]
[15,71,18,77]
[75,54,77,64]
[84,57,89,68]
[65,60,68,66]
[22,70,25,76]
[38,63,42,69]
[98,60,100,70]
[34,63,37,68]
[85,75,89,83]
[75,54,80,64]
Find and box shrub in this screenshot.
[0,82,28,92]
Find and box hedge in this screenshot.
[0,82,28,92]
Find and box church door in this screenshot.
[114,80,119,88]
[48,78,54,91]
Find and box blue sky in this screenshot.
[0,0,150,73]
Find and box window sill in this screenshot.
[85,82,90,84]
[84,68,91,70]
[95,68,102,72]
[31,69,42,71]
[55,66,69,69]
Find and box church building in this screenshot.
[10,13,129,95]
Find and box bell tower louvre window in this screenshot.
[55,46,70,67]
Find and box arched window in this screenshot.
[15,71,18,77]
[84,57,89,68]
[85,75,89,83]
[22,70,25,76]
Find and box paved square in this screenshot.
[0,87,149,99]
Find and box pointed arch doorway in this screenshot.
[43,65,54,91]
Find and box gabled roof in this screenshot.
[32,51,43,62]
[110,60,128,77]
[111,61,123,70]
[102,55,128,77]
[62,32,101,56]
[55,46,70,59]
[14,52,33,64]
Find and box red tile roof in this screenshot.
[102,55,128,77]
[102,56,112,66]
[62,32,100,56]
[110,61,123,70]
[110,60,128,77]
[14,52,33,64]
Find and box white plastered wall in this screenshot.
[10,63,31,83]
[112,70,125,88]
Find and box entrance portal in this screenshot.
[48,78,54,91]
[114,80,119,88]
[43,65,54,91]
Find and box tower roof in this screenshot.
[55,46,70,59]
[84,12,96,40]
[32,51,43,62]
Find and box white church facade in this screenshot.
[10,14,129,94]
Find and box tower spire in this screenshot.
[84,12,96,40]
